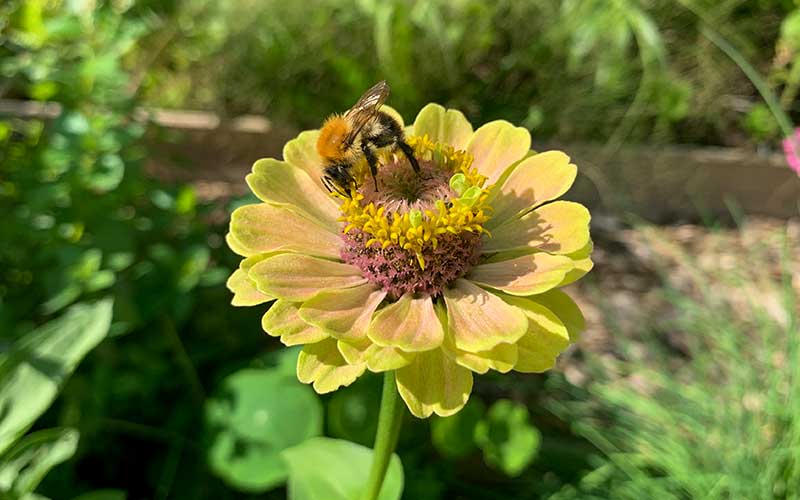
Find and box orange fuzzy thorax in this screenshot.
[316,115,350,161]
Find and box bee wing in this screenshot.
[343,80,390,143]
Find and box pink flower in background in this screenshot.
[782,128,800,175]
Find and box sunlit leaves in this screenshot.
[0,299,113,455]
[474,400,541,477]
[0,428,79,498]
[282,437,403,500]
[205,365,323,493]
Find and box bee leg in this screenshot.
[321,175,336,194]
[322,168,353,198]
[361,143,380,191]
[397,140,427,179]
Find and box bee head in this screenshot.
[316,114,350,161]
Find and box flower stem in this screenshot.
[362,370,403,500]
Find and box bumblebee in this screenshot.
[316,80,420,196]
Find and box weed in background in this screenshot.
[549,224,800,499]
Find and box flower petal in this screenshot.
[365,344,416,372]
[412,103,473,149]
[446,341,518,374]
[249,254,367,301]
[299,284,387,342]
[227,268,273,307]
[559,241,594,287]
[336,339,370,365]
[297,338,366,394]
[467,253,574,296]
[396,348,473,418]
[261,300,328,346]
[283,130,325,192]
[486,151,577,229]
[443,279,528,352]
[529,289,585,341]
[503,296,570,373]
[228,253,275,306]
[484,201,591,255]
[226,231,250,257]
[466,120,531,185]
[336,339,416,371]
[230,204,342,259]
[367,295,444,352]
[248,158,340,229]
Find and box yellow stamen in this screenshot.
[335,135,493,267]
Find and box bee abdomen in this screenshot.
[366,111,404,148]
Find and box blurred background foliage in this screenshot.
[132,0,794,145]
[1,0,799,499]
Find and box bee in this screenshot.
[316,80,420,197]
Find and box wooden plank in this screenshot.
[2,99,798,219]
[544,142,800,221]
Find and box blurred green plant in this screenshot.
[204,358,323,492]
[132,0,693,143]
[282,437,403,500]
[0,1,224,336]
[123,0,794,146]
[0,2,229,497]
[430,398,484,460]
[474,399,541,478]
[0,299,113,500]
[549,232,800,499]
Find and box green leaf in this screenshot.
[85,270,116,292]
[70,490,127,500]
[282,437,403,500]
[780,9,800,51]
[0,428,79,497]
[40,286,82,315]
[174,186,197,215]
[86,154,124,192]
[431,398,485,459]
[474,399,540,477]
[0,299,113,455]
[207,431,290,493]
[205,368,323,493]
[744,103,780,141]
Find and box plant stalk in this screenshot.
[675,0,795,137]
[362,370,403,500]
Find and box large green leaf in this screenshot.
[0,427,78,497]
[281,437,403,500]
[205,367,323,493]
[0,299,113,455]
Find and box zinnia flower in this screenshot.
[226,103,592,418]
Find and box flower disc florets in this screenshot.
[338,136,490,297]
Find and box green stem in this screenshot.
[699,25,794,136]
[161,315,205,405]
[362,371,403,500]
